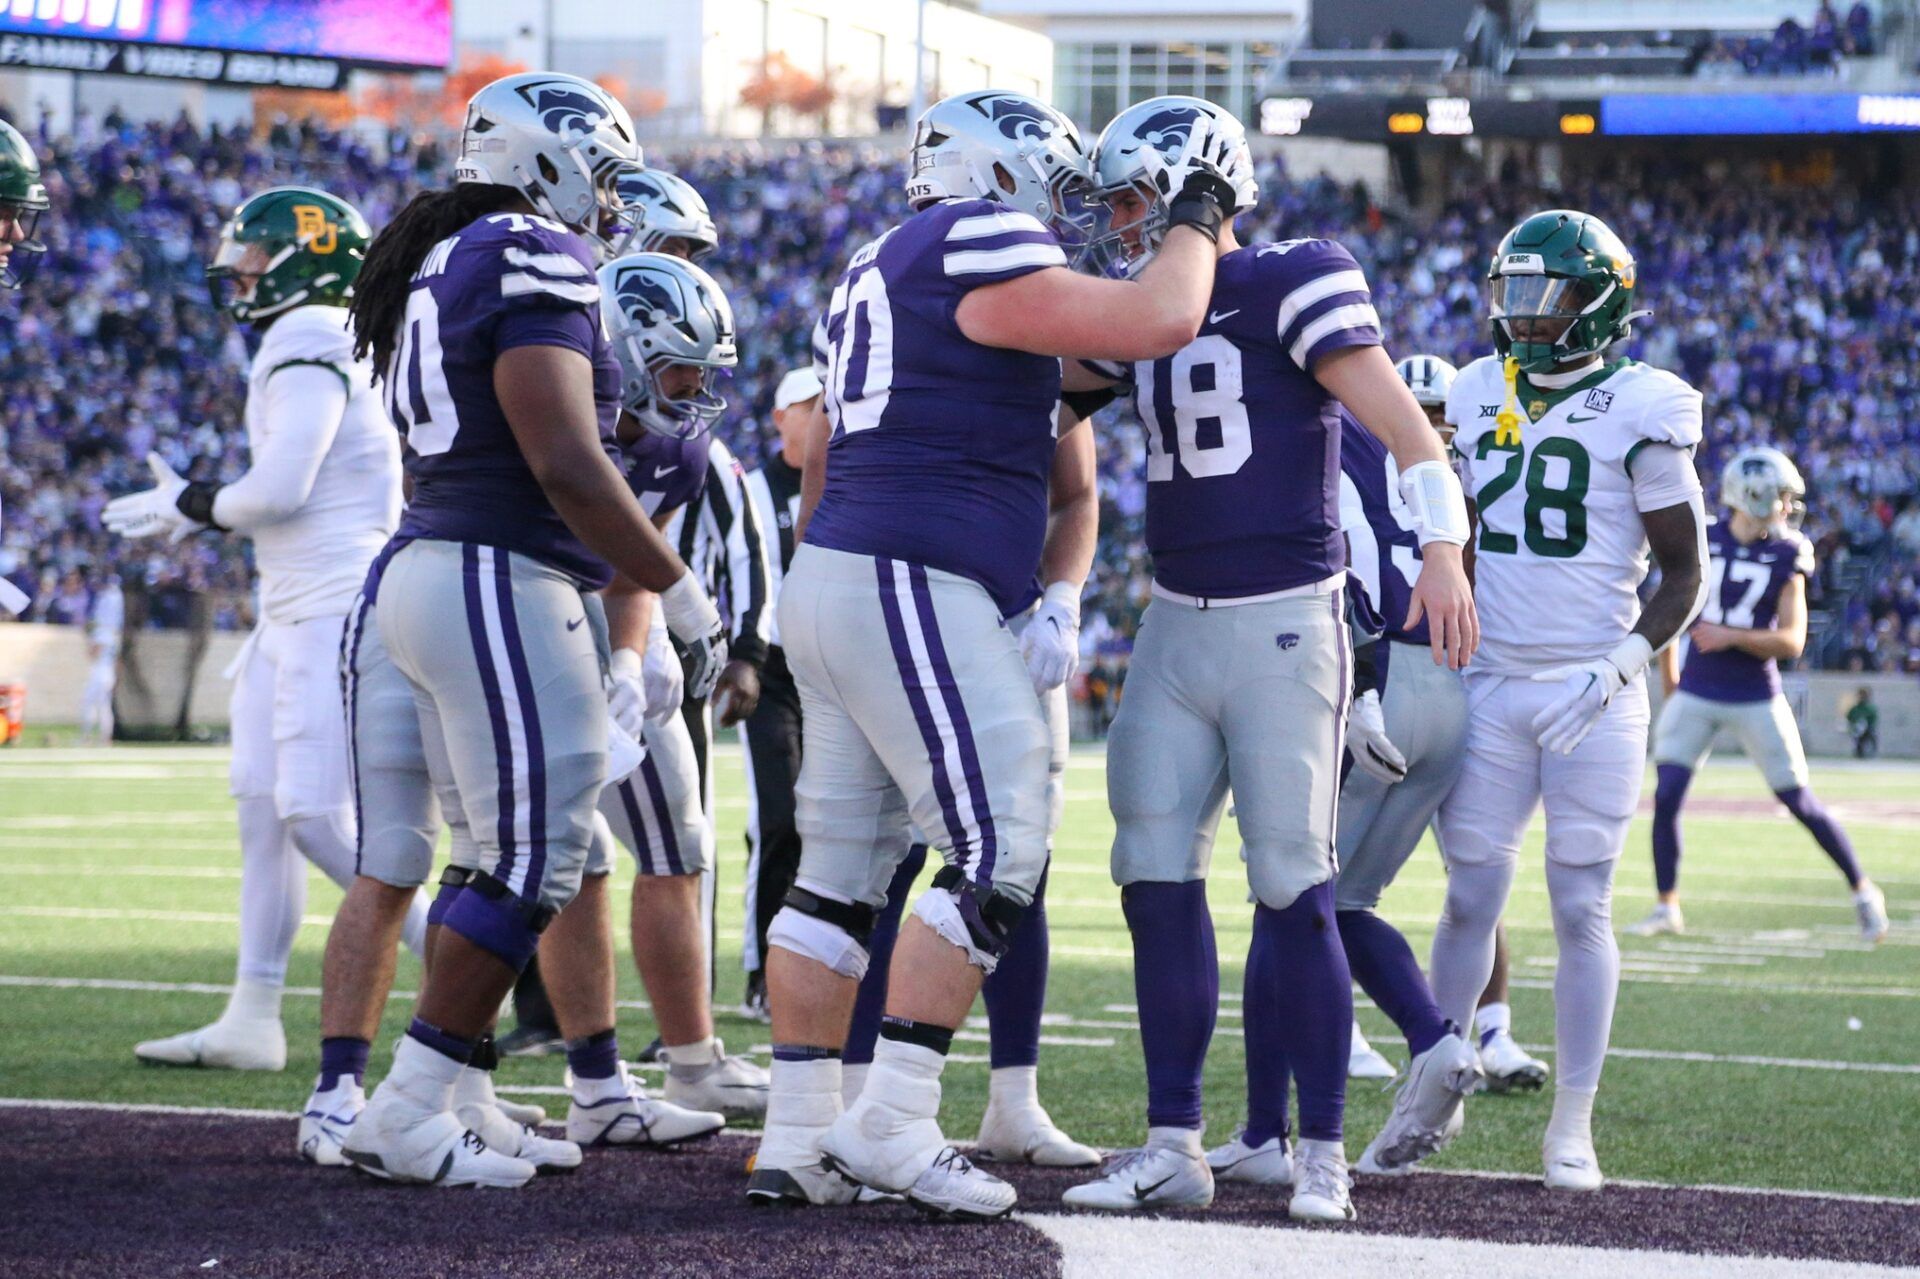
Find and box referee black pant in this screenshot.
[740,646,802,980]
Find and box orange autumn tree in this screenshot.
[739,51,834,132]
[361,52,531,129]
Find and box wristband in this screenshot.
[610,647,642,680]
[1166,188,1227,243]
[1607,633,1654,682]
[176,482,228,531]
[658,571,720,641]
[1397,459,1470,547]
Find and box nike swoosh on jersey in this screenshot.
[567,616,586,631]
[654,465,678,477]
[1566,413,1597,423]
[1208,308,1241,325]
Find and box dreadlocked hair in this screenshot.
[350,184,522,379]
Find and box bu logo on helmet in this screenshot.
[974,94,1057,141]
[520,82,607,136]
[1136,104,1207,156]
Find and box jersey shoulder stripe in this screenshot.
[1289,301,1381,369]
[501,245,592,277]
[500,271,600,305]
[944,241,1066,277]
[946,208,1051,242]
[1275,268,1371,340]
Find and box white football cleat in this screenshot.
[1544,1137,1605,1191]
[1625,902,1684,937]
[1205,1130,1293,1185]
[135,1018,285,1072]
[663,1039,769,1120]
[1357,1033,1482,1176]
[297,1079,364,1168]
[456,1099,582,1174]
[976,1100,1101,1168]
[1289,1139,1356,1222]
[566,1062,726,1149]
[745,1158,864,1208]
[820,1099,1015,1220]
[1348,1021,1397,1080]
[1063,1144,1214,1211]
[492,1096,548,1127]
[1478,1029,1550,1094]
[1855,881,1890,944]
[343,1092,535,1188]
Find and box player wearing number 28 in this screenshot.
[1061,97,1477,1226]
[750,90,1243,1219]
[1432,210,1710,1192]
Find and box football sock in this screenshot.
[1252,884,1350,1143]
[384,1030,466,1112]
[1651,764,1692,894]
[1429,860,1516,1033]
[1545,860,1620,1093]
[1238,913,1291,1151]
[664,1036,719,1081]
[224,976,284,1025]
[840,1062,869,1109]
[1475,1001,1512,1045]
[1774,787,1865,887]
[842,843,926,1067]
[565,1029,621,1082]
[760,1053,843,1168]
[1146,1125,1205,1158]
[982,865,1049,1070]
[318,1036,369,1090]
[406,1017,477,1066]
[288,809,358,891]
[1546,1084,1597,1151]
[1336,907,1449,1059]
[987,1063,1040,1111]
[859,1036,946,1125]
[878,1016,954,1056]
[1122,880,1216,1131]
[234,794,301,988]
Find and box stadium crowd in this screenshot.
[3,108,1919,685]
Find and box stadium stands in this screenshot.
[1,110,1917,682]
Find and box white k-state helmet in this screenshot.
[906,90,1094,239]
[1395,354,1458,408]
[456,72,642,256]
[611,168,718,262]
[599,252,737,440]
[1721,446,1807,529]
[1087,96,1258,273]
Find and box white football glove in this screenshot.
[642,635,684,719]
[657,572,727,703]
[1019,582,1081,696]
[102,453,200,544]
[1528,635,1653,755]
[1143,111,1251,211]
[1346,689,1408,784]
[606,647,647,739]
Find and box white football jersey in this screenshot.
[1447,356,1703,674]
[244,306,401,622]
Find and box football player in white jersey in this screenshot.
[1431,210,1710,1191]
[1638,448,1890,942]
[106,188,428,1072]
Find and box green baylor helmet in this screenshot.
[0,119,50,290]
[206,186,371,323]
[1488,209,1647,374]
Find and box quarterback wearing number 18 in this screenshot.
[1431,210,1710,1193]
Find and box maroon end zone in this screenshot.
[3,1110,1915,1277]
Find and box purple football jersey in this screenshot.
[620,428,710,520]
[386,211,621,589]
[1134,239,1380,599]
[1679,521,1813,703]
[803,199,1067,616]
[1338,414,1429,647]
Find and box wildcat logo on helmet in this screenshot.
[1134,103,1207,156]
[517,82,610,136]
[972,93,1059,141]
[616,268,678,321]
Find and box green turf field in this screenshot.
[1,743,1915,1197]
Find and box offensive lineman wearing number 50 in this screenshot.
[1430,210,1710,1193]
[1060,96,1477,1226]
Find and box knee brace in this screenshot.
[768,883,876,980]
[911,865,1029,975]
[425,865,473,928]
[438,871,557,971]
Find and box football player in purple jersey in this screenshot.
[748,88,1242,1219]
[1639,447,1890,942]
[319,73,727,1189]
[1061,98,1475,1225]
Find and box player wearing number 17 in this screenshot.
[1429,210,1710,1193]
[1060,97,1477,1226]
[751,89,1241,1220]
